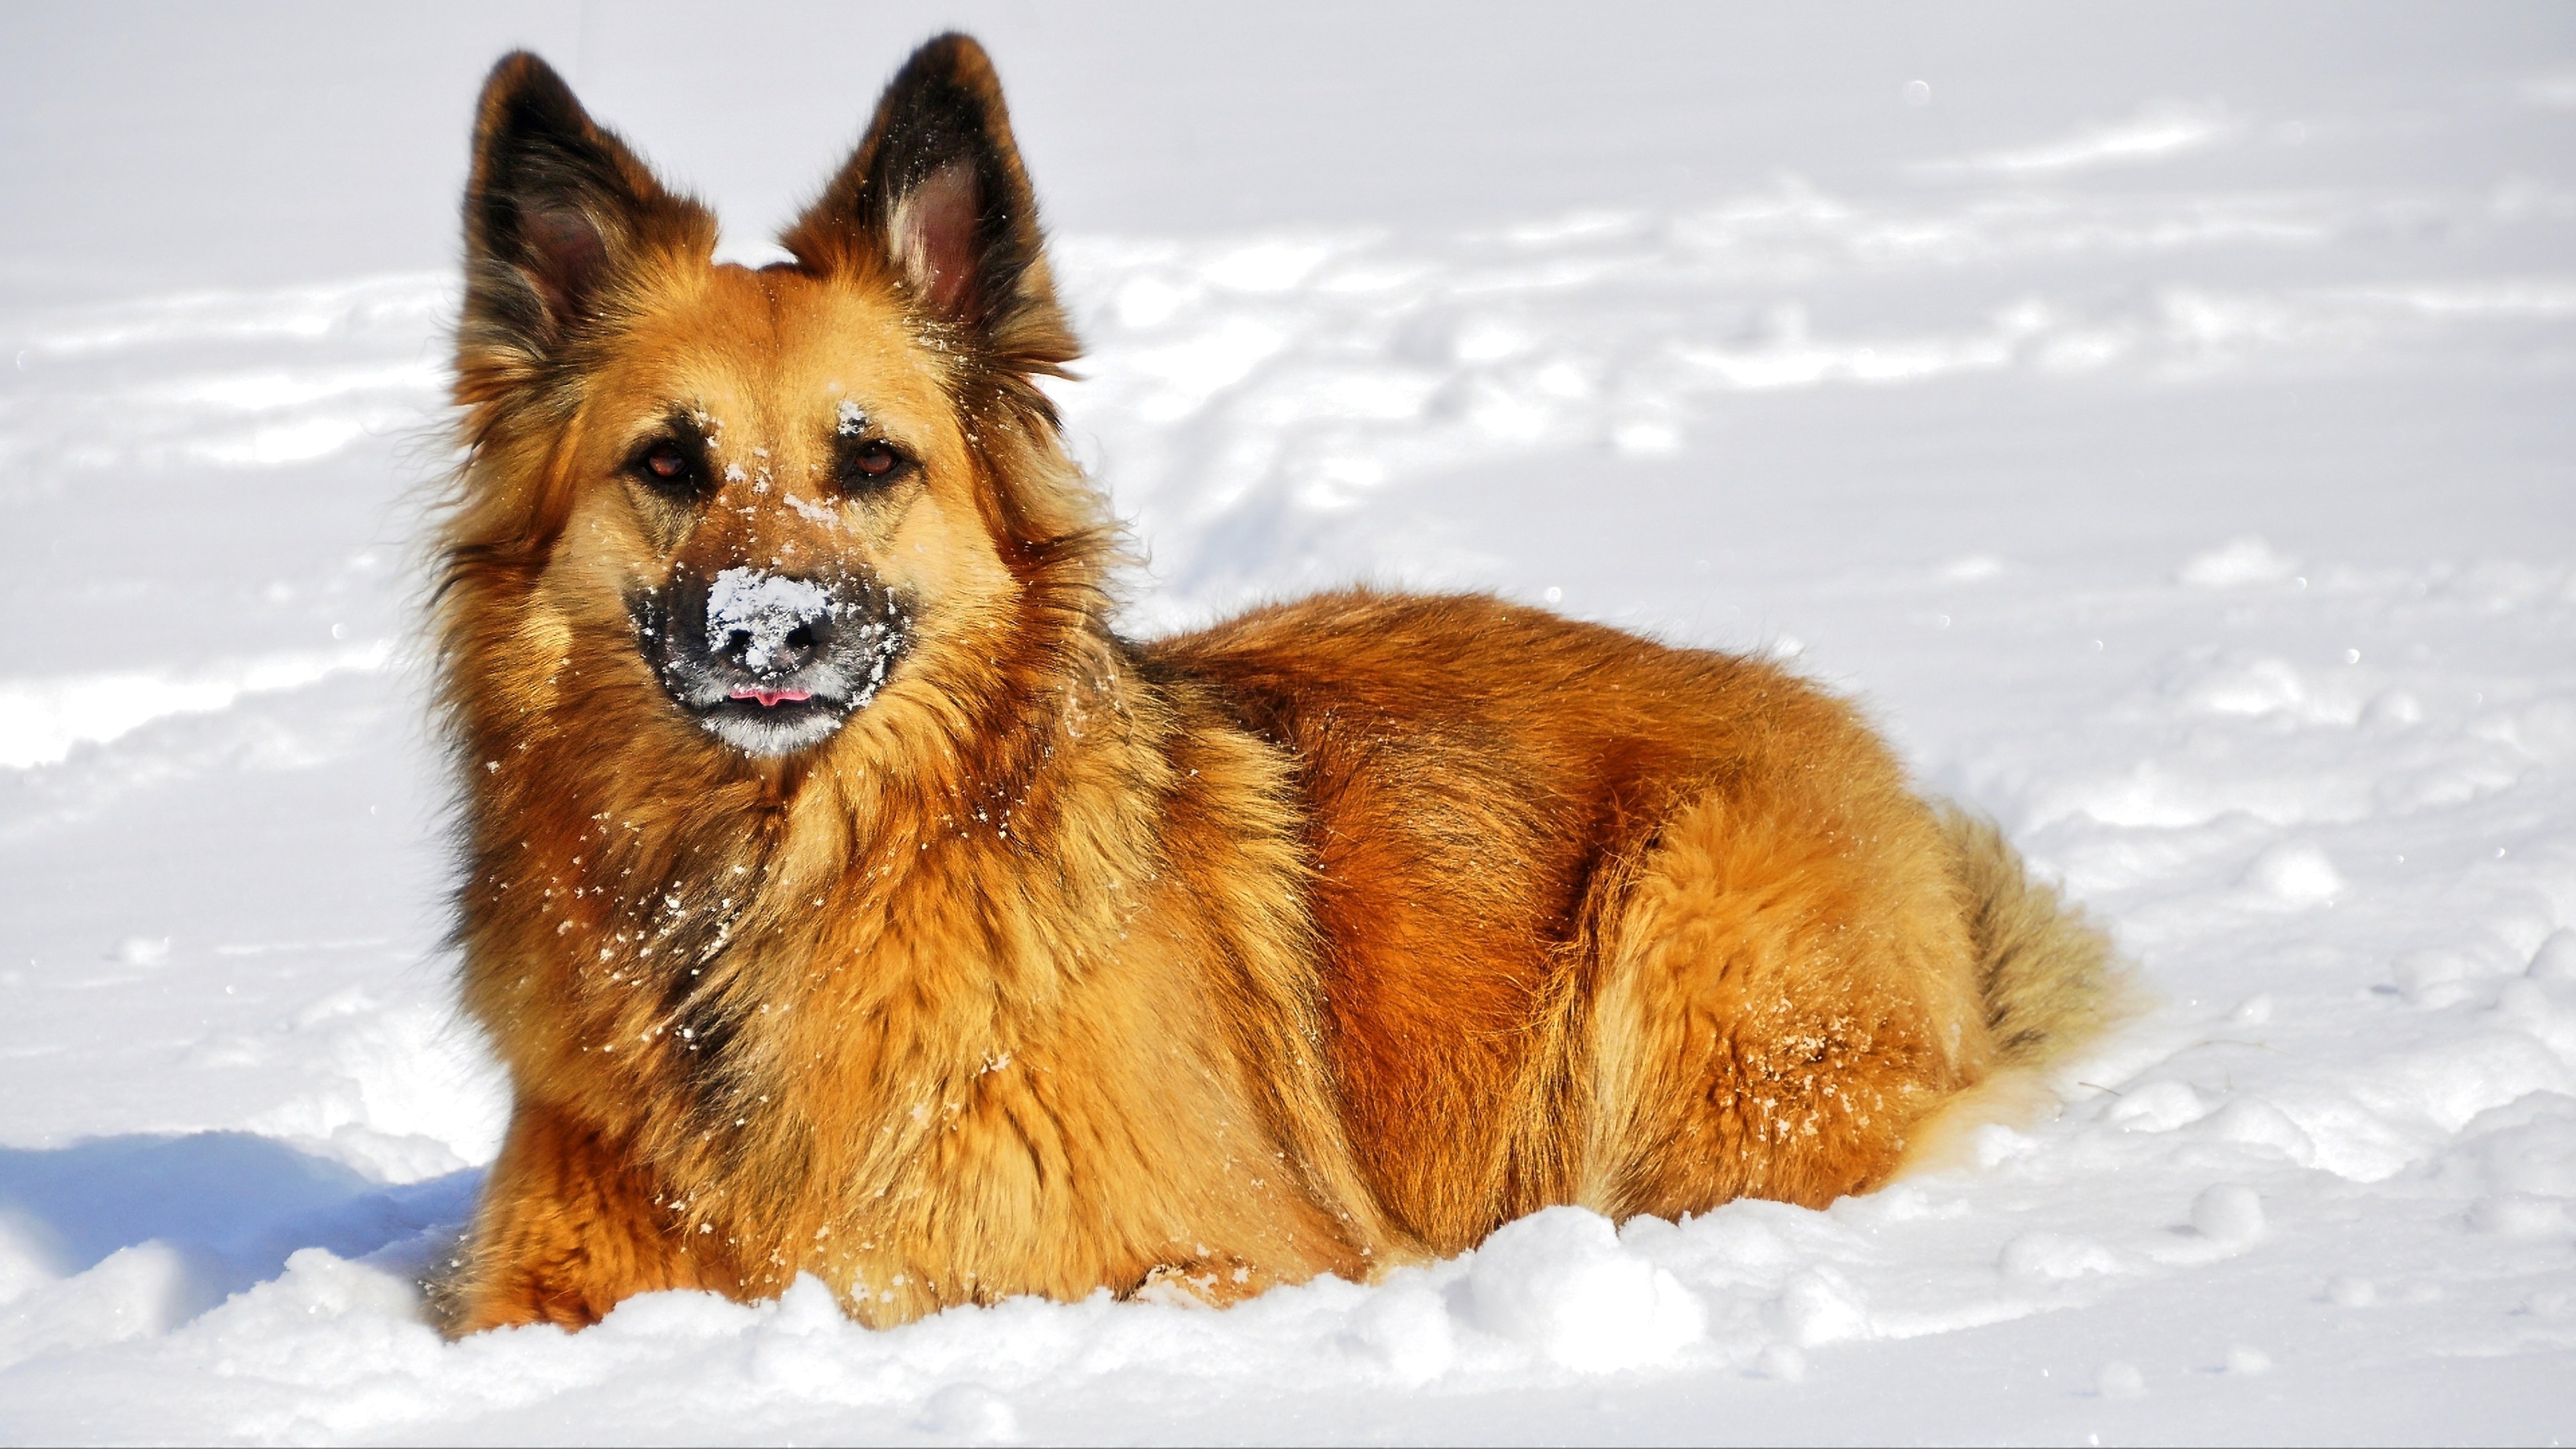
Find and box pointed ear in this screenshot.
[460,52,711,369]
[781,35,1073,369]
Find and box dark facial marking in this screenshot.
[624,566,916,758]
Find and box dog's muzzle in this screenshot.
[629,565,912,757]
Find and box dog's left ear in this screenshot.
[782,34,1074,372]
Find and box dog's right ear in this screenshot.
[460,52,711,380]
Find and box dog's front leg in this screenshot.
[435,1099,737,1336]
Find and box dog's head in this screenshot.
[444,36,1104,765]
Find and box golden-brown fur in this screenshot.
[432,35,2126,1336]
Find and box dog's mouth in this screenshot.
[628,568,913,758]
[691,688,850,755]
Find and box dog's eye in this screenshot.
[851,442,900,478]
[837,438,912,492]
[630,440,701,495]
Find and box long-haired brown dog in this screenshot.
[433,34,2125,1335]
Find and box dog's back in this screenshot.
[1155,589,2121,1248]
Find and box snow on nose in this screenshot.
[706,567,831,674]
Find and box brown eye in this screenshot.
[832,431,910,494]
[631,436,702,496]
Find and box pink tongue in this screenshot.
[731,687,812,707]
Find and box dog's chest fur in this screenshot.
[456,647,1381,1320]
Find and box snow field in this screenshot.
[3,12,2575,1442]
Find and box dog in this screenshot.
[431,33,2125,1335]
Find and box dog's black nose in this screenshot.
[704,568,836,678]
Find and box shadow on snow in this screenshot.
[0,1132,477,1312]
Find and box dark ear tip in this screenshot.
[481,50,564,97]
[900,32,1000,89]
[476,50,581,134]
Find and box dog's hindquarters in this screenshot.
[1574,764,2130,1218]
[1574,702,1995,1218]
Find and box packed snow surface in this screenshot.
[3,5,2573,1443]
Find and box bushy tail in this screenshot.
[1937,804,2133,1073]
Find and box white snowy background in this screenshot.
[3,3,2573,1442]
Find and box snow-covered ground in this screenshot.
[4,5,2574,1442]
